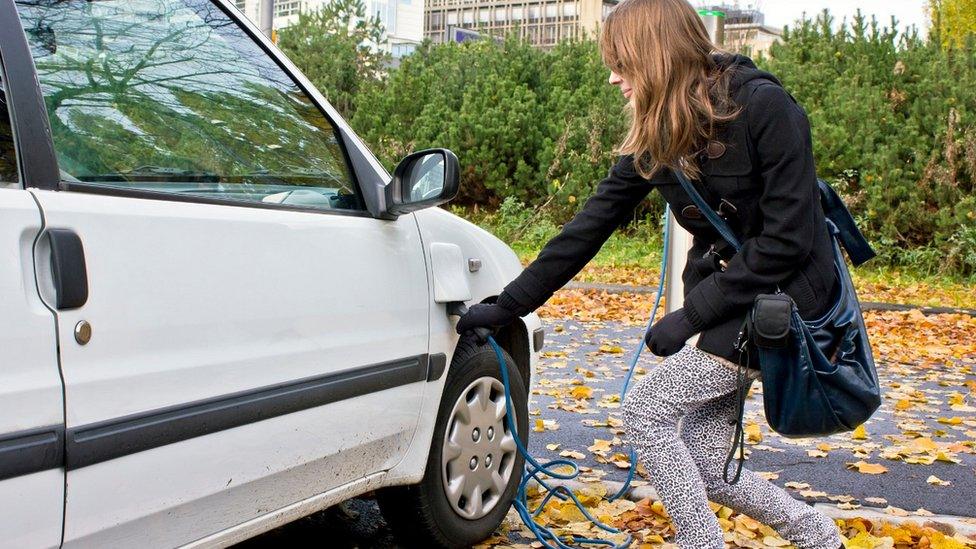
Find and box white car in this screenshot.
[0,0,542,547]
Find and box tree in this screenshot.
[763,10,976,274]
[277,0,389,118]
[352,35,548,204]
[930,0,976,48]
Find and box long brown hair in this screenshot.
[600,0,739,179]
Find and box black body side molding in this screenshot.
[65,355,428,470]
[426,353,447,382]
[0,426,64,481]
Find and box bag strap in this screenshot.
[675,169,752,484]
[674,170,742,252]
[677,171,876,268]
[818,179,876,266]
[722,351,752,485]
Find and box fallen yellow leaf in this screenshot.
[847,461,888,475]
[599,345,624,354]
[745,423,763,444]
[570,385,593,400]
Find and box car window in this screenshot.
[14,0,364,212]
[0,66,18,187]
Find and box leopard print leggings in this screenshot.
[622,345,841,549]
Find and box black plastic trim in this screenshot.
[47,228,88,310]
[426,353,447,382]
[0,0,60,189]
[65,355,428,470]
[0,425,64,481]
[61,182,373,219]
[533,327,545,352]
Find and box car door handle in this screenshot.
[47,229,88,310]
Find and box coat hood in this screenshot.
[714,53,782,94]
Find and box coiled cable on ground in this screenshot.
[484,206,672,549]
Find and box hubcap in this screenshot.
[441,376,518,520]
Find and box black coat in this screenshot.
[496,55,837,367]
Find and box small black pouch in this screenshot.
[751,294,793,348]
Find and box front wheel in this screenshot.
[378,339,528,548]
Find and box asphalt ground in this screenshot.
[243,318,976,547]
[526,319,976,517]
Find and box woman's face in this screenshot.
[609,70,634,101]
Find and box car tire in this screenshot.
[378,338,528,548]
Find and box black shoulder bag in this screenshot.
[674,170,882,483]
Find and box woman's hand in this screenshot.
[645,309,698,357]
[456,302,518,336]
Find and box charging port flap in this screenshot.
[430,242,472,303]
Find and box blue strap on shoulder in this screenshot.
[673,170,742,251]
[674,171,876,267]
[817,179,876,266]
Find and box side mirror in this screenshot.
[384,149,460,217]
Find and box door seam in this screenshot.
[27,189,68,547]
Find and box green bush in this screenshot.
[283,6,976,277]
[759,11,976,275]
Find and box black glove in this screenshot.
[456,292,526,335]
[455,302,518,336]
[645,309,698,357]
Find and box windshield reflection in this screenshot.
[15,0,361,209]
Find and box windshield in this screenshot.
[15,0,363,211]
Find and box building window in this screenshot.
[562,2,577,17]
[275,0,302,17]
[512,6,522,19]
[494,7,507,22]
[447,11,458,24]
[479,8,489,22]
[545,3,557,18]
[527,5,539,20]
[462,9,473,24]
[391,43,417,57]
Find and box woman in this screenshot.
[456,0,844,547]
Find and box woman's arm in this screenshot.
[681,83,819,331]
[497,154,655,314]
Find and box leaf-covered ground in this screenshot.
[566,264,976,311]
[245,278,976,548]
[482,297,976,548]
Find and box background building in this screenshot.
[424,0,617,48]
[699,4,782,57]
[234,0,424,58]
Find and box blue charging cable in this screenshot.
[482,206,672,549]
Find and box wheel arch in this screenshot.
[482,296,531,389]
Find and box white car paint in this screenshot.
[0,0,542,546]
[429,242,473,303]
[384,208,543,490]
[30,189,429,547]
[0,190,63,548]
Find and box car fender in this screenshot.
[382,208,542,486]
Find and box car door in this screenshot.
[12,0,429,546]
[0,16,64,546]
